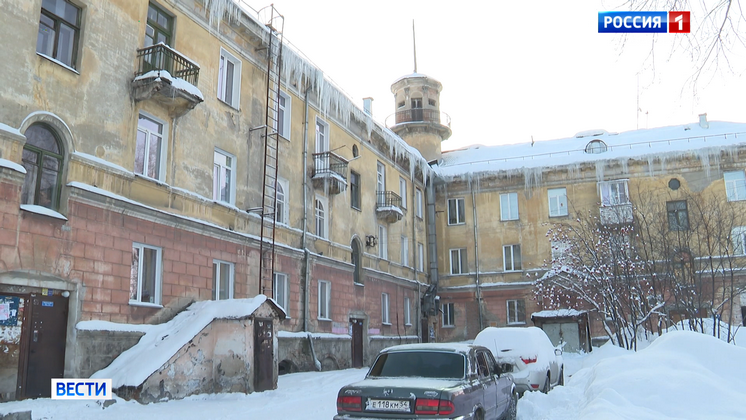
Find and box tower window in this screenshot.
[428,99,436,107]
[397,101,405,108]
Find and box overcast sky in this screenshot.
[244,0,746,151]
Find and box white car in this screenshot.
[474,326,563,396]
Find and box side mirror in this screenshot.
[554,348,563,356]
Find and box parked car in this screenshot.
[334,343,518,420]
[474,327,564,396]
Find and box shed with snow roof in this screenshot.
[531,309,591,353]
[90,296,285,403]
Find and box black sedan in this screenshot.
[334,343,517,420]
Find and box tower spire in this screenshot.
[412,20,417,73]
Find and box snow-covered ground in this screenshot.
[2,330,745,419]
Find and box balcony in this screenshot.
[376,191,403,223]
[312,151,348,195]
[132,43,203,116]
[385,109,452,140]
[599,203,633,225]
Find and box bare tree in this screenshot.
[537,187,746,349]
[621,0,746,85]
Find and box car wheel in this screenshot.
[541,373,550,393]
[558,367,564,386]
[505,391,518,420]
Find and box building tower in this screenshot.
[388,74,452,163]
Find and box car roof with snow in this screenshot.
[474,327,556,360]
[380,342,479,354]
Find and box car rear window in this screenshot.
[368,351,465,379]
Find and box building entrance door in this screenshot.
[23,293,68,398]
[350,318,364,368]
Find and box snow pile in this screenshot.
[91,296,267,388]
[531,308,586,318]
[133,69,204,101]
[518,331,746,420]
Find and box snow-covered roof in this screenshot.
[438,120,746,182]
[532,309,587,318]
[91,296,276,388]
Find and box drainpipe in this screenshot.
[301,85,311,332]
[425,176,439,341]
[470,177,483,332]
[411,171,419,341]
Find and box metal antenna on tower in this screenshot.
[412,20,417,73]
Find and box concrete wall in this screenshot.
[74,330,145,379]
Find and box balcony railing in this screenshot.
[313,151,348,180]
[600,203,634,225]
[376,191,402,209]
[135,43,200,86]
[386,109,451,128]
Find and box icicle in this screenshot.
[205,0,242,29]
[595,161,605,182]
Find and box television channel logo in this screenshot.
[598,11,690,33]
[52,378,112,400]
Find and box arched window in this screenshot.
[22,124,64,210]
[351,238,362,284]
[315,198,326,239]
[585,140,607,154]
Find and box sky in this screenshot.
[2,330,745,419]
[242,0,746,151]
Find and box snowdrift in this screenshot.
[518,331,746,420]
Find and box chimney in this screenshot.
[363,97,373,115]
[699,113,709,129]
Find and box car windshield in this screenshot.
[367,351,466,379]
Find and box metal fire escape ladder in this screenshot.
[258,5,284,296]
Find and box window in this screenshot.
[417,242,425,272]
[404,297,411,325]
[213,149,235,204]
[378,225,388,259]
[503,245,522,271]
[350,171,361,210]
[500,193,519,221]
[21,124,64,210]
[585,140,607,154]
[351,239,362,284]
[450,248,467,275]
[130,243,162,305]
[212,260,234,300]
[218,48,241,108]
[135,114,166,181]
[551,240,571,260]
[318,280,331,320]
[401,236,409,267]
[145,2,173,46]
[376,162,386,205]
[273,272,289,313]
[315,118,329,154]
[732,227,746,255]
[548,188,568,217]
[415,188,423,218]
[667,200,689,231]
[277,90,291,138]
[315,196,328,239]
[381,293,390,324]
[447,198,465,225]
[507,299,526,324]
[724,171,746,201]
[598,180,630,206]
[275,178,289,224]
[399,177,407,209]
[442,302,455,327]
[37,0,81,69]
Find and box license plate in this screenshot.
[367,399,410,412]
